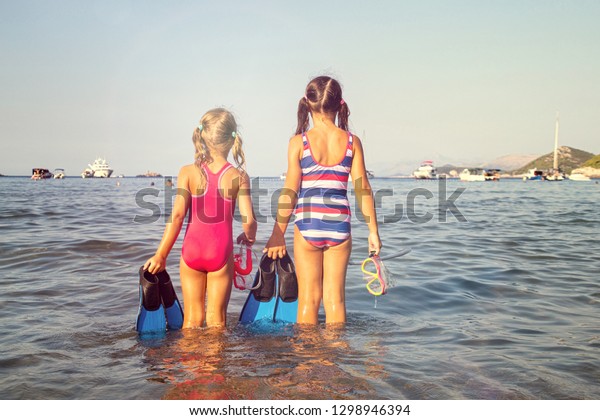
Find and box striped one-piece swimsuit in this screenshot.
[294,132,354,248]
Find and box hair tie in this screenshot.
[231,131,236,138]
[340,99,345,105]
[197,124,203,131]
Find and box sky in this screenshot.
[1,0,599,176]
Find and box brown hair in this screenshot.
[295,76,350,135]
[192,108,246,185]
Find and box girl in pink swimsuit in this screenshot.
[144,108,257,328]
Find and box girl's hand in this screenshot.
[143,254,166,275]
[264,232,286,259]
[236,232,256,246]
[368,232,382,256]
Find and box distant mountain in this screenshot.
[479,154,540,171]
[513,146,595,174]
[581,154,600,169]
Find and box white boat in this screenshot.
[31,168,52,180]
[53,168,65,179]
[568,173,591,182]
[83,158,113,178]
[280,173,286,180]
[546,172,564,181]
[522,168,545,181]
[81,168,94,178]
[413,161,438,179]
[460,168,485,182]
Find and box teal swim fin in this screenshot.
[136,267,166,335]
[157,270,184,330]
[273,254,298,323]
[239,255,277,324]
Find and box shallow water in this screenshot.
[0,177,599,399]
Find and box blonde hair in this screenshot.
[191,108,246,185]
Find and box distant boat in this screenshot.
[522,168,545,181]
[568,173,591,182]
[82,158,113,178]
[460,168,486,182]
[366,170,375,179]
[280,172,286,180]
[31,168,52,180]
[413,161,438,179]
[53,168,65,179]
[81,168,94,178]
[546,114,565,182]
[136,171,162,178]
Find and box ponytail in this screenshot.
[192,125,211,188]
[337,101,350,131]
[295,96,310,135]
[231,133,246,176]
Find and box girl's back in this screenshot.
[302,127,350,167]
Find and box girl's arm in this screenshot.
[350,136,382,255]
[143,167,191,274]
[264,136,303,258]
[236,172,257,245]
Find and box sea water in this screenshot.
[0,177,599,399]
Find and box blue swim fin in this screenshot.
[273,254,298,323]
[156,270,184,330]
[136,267,166,335]
[239,255,277,324]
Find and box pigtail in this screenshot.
[295,96,311,135]
[231,133,246,176]
[192,125,210,188]
[337,101,350,131]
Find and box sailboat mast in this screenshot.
[553,112,559,170]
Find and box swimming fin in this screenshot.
[136,267,166,335]
[239,254,277,323]
[156,270,184,330]
[273,254,298,323]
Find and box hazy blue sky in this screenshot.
[1,0,599,176]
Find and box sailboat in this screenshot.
[546,113,564,181]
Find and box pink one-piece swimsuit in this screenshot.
[181,162,234,272]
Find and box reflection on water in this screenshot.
[0,177,599,399]
[145,324,378,400]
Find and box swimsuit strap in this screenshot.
[201,162,234,190]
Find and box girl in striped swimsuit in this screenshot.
[265,76,382,324]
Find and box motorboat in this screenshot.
[136,171,162,178]
[81,168,94,178]
[545,170,565,182]
[413,161,438,179]
[460,168,486,182]
[31,168,52,180]
[280,173,287,180]
[522,168,545,181]
[83,158,113,178]
[568,173,591,182]
[53,168,65,179]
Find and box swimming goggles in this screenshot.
[233,243,260,290]
[360,253,390,296]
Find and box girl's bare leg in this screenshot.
[322,237,351,324]
[180,257,207,328]
[205,254,234,328]
[294,226,324,324]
